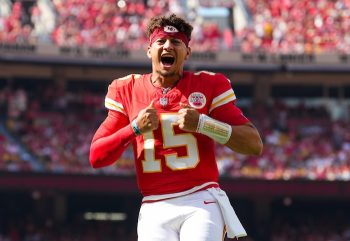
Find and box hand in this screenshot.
[176,102,200,132]
[135,100,159,133]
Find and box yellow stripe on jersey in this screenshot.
[105,97,126,115]
[209,89,236,113]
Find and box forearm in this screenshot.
[90,124,135,168]
[225,123,263,155]
[89,111,136,168]
[209,104,263,155]
[196,114,263,155]
[178,103,263,155]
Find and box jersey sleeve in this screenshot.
[89,110,134,168]
[105,81,127,115]
[104,74,140,116]
[211,104,249,125]
[209,73,250,125]
[208,73,237,113]
[90,74,141,168]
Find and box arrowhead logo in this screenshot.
[189,92,206,109]
[164,25,179,33]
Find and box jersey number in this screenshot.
[141,113,199,173]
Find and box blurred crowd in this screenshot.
[217,100,350,180]
[0,133,31,172]
[1,86,350,181]
[0,0,350,53]
[240,0,350,53]
[0,0,227,51]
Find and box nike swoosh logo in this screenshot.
[203,201,216,204]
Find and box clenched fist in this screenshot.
[176,103,200,132]
[135,100,159,133]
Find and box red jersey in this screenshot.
[104,71,249,197]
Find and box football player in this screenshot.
[90,14,263,241]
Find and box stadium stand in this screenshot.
[0,132,30,172]
[1,85,350,181]
[1,0,349,53]
[239,0,350,54]
[2,84,136,175]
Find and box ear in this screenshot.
[147,46,152,59]
[184,47,192,60]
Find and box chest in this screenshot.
[125,77,212,120]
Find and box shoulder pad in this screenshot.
[111,74,142,87]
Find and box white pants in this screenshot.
[137,190,226,241]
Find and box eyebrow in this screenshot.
[156,38,183,43]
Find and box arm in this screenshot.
[90,101,159,168]
[177,104,263,156]
[211,104,263,155]
[225,122,263,155]
[89,110,135,168]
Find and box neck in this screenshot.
[151,72,183,89]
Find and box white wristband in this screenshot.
[196,114,232,144]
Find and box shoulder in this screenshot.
[189,72,236,112]
[105,74,143,101]
[109,74,143,89]
[105,74,143,114]
[191,71,231,85]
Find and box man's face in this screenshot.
[147,37,191,77]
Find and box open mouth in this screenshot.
[161,56,175,67]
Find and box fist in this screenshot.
[176,103,200,132]
[135,100,159,133]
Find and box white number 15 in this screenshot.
[141,113,200,173]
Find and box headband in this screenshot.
[149,25,190,47]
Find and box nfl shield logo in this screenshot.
[160,97,168,107]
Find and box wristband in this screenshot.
[196,114,232,144]
[131,119,142,136]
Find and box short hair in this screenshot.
[146,14,193,41]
